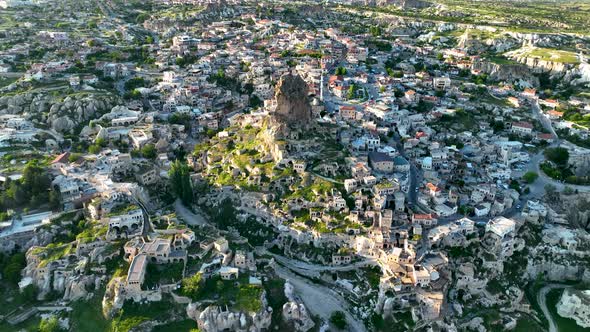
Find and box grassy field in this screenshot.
[344,0,590,34]
[526,48,580,64]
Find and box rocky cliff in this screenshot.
[186,292,273,332]
[272,73,312,130]
[470,58,539,87]
[281,281,314,332]
[0,92,119,134]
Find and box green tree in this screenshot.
[2,252,26,285]
[330,311,347,329]
[88,144,101,154]
[335,66,347,76]
[523,171,539,184]
[369,26,381,37]
[141,144,157,159]
[347,85,356,99]
[180,273,202,299]
[169,160,193,206]
[39,315,61,332]
[544,147,569,166]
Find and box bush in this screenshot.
[330,311,347,329]
[39,315,61,332]
[523,171,539,184]
[544,147,569,166]
[180,273,202,299]
[140,144,157,159]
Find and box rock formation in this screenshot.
[272,73,312,130]
[0,92,119,134]
[281,281,314,332]
[557,289,590,328]
[470,58,540,87]
[187,291,272,332]
[102,277,125,319]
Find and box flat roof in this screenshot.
[127,254,147,283]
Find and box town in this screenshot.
[0,0,590,331]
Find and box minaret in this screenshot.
[320,70,324,102]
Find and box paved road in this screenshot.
[274,264,367,332]
[268,250,377,273]
[537,284,572,332]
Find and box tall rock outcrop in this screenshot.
[272,73,312,130]
[281,281,314,332]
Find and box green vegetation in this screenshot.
[523,171,539,184]
[169,160,194,206]
[108,203,140,217]
[0,251,26,285]
[524,48,579,64]
[539,146,590,184]
[179,273,203,299]
[546,288,590,332]
[330,311,347,329]
[348,0,590,34]
[143,262,184,289]
[562,107,590,128]
[140,143,157,160]
[152,320,198,332]
[179,274,264,313]
[39,316,62,332]
[31,243,75,268]
[0,160,59,211]
[557,129,590,149]
[544,147,569,166]
[204,199,276,246]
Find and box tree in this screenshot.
[523,171,539,184]
[369,25,381,37]
[141,144,157,159]
[88,144,101,154]
[22,284,38,302]
[330,311,347,329]
[347,85,356,99]
[169,160,193,206]
[544,147,569,166]
[68,153,81,163]
[180,273,202,299]
[39,316,61,332]
[2,252,26,285]
[335,66,347,76]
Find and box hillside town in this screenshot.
[1,0,590,331]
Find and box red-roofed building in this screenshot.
[547,110,564,119]
[511,122,533,136]
[522,88,537,99]
[426,182,442,197]
[51,152,70,171]
[412,213,437,227]
[536,132,554,143]
[540,99,559,108]
[339,105,357,120]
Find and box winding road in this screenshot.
[173,201,366,330]
[274,264,367,332]
[537,284,571,332]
